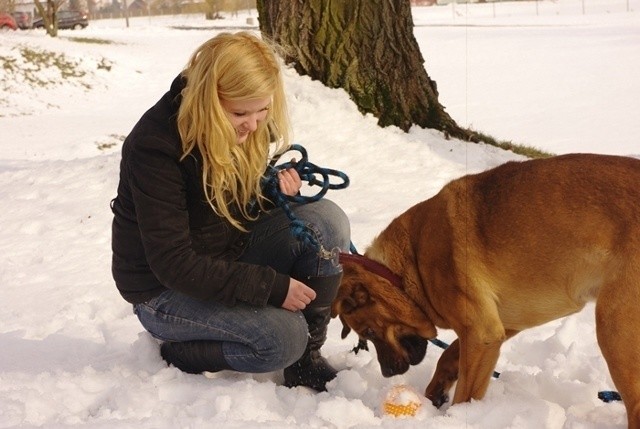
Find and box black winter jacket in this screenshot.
[111,75,289,307]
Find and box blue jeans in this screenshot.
[133,199,350,373]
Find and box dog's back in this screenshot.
[436,154,640,325]
[445,154,640,426]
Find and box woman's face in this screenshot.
[220,97,271,144]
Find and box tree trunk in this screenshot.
[257,0,474,141]
[34,0,61,37]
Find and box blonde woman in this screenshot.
[111,32,350,392]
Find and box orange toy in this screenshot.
[381,384,423,417]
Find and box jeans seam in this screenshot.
[138,302,243,344]
[304,221,324,276]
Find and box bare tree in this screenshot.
[34,0,67,37]
[204,0,223,19]
[257,0,474,141]
[0,0,16,13]
[68,0,88,13]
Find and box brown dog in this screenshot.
[331,153,640,427]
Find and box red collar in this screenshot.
[338,252,403,288]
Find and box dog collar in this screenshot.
[338,252,403,288]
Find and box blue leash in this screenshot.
[427,334,621,402]
[262,144,350,255]
[598,391,622,402]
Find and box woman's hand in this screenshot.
[278,159,302,196]
[282,278,316,311]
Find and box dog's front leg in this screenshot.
[452,337,503,404]
[425,339,460,408]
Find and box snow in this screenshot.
[1,1,639,427]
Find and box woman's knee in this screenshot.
[300,199,351,249]
[274,312,308,367]
[238,310,308,372]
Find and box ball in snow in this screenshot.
[381,384,423,418]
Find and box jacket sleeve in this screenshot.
[126,134,289,307]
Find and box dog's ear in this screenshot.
[352,283,369,306]
[331,283,370,317]
[331,295,355,317]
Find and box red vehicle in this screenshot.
[0,12,18,30]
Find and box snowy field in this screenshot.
[1,1,639,428]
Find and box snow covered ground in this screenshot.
[1,1,639,427]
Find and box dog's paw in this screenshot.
[351,338,369,354]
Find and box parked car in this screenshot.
[0,12,17,30]
[10,11,32,29]
[32,10,88,30]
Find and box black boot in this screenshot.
[160,340,232,374]
[284,272,342,392]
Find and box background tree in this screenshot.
[68,0,88,13]
[204,0,222,19]
[257,0,475,141]
[33,0,66,37]
[0,0,16,13]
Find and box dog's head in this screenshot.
[331,261,437,377]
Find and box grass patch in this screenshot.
[20,46,87,80]
[65,36,114,45]
[96,134,126,151]
[466,128,555,158]
[1,46,86,88]
[97,142,118,150]
[0,45,112,89]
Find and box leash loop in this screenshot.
[262,144,350,258]
[270,144,350,204]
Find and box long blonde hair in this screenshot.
[177,31,291,230]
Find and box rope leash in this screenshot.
[262,144,350,258]
[427,338,621,402]
[598,391,622,402]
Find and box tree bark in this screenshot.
[257,0,474,140]
[34,0,62,37]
